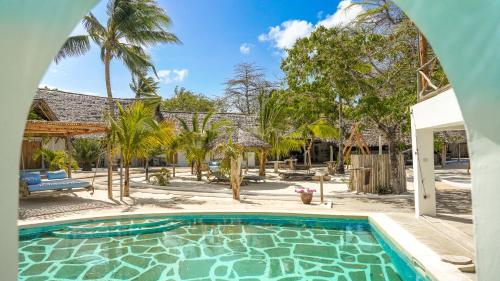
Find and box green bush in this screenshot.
[73,139,103,171]
[33,148,78,172]
[149,168,171,186]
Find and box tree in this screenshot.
[108,101,169,197]
[163,86,222,112]
[282,27,368,172]
[130,72,160,99]
[164,136,182,177]
[55,0,180,199]
[214,138,244,200]
[224,62,269,114]
[177,112,226,181]
[256,90,301,176]
[73,139,103,171]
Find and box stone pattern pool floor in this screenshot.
[19,220,414,281]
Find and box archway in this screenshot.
[1,1,499,280]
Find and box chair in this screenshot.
[19,170,92,198]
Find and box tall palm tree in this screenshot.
[165,136,182,177]
[55,0,180,199]
[130,73,160,99]
[177,112,226,181]
[108,101,161,197]
[257,90,301,176]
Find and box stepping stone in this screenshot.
[458,264,476,273]
[441,255,473,265]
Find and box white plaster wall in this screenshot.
[176,152,189,167]
[411,89,464,130]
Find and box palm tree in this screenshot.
[177,112,226,181]
[290,119,339,166]
[73,139,103,171]
[257,90,301,176]
[165,136,182,177]
[55,0,180,199]
[214,138,244,200]
[130,72,162,117]
[108,101,160,197]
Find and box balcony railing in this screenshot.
[417,56,450,102]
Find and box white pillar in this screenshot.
[411,124,436,217]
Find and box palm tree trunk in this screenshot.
[106,145,113,199]
[231,156,241,201]
[259,150,267,176]
[145,159,149,180]
[337,97,345,174]
[124,164,130,197]
[307,141,313,166]
[196,160,202,181]
[104,50,115,199]
[171,154,176,177]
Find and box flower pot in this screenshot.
[300,192,313,204]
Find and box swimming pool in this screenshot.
[19,215,429,281]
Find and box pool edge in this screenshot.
[19,210,469,281]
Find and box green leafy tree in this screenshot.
[164,136,182,177]
[177,112,226,181]
[282,27,368,172]
[33,148,78,172]
[163,86,222,112]
[73,139,103,171]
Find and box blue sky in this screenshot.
[40,0,363,99]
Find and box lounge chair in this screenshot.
[19,170,93,198]
[243,175,265,183]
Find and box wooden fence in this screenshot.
[20,140,42,170]
[349,154,406,194]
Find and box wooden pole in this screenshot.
[458,143,461,162]
[378,135,383,155]
[65,136,72,178]
[119,155,123,201]
[329,145,333,162]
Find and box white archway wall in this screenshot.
[0,1,99,280]
[1,1,500,280]
[394,1,500,280]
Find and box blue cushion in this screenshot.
[28,179,89,192]
[20,171,41,185]
[47,170,68,180]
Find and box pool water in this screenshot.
[18,215,428,281]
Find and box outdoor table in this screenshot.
[267,161,285,173]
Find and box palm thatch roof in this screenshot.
[160,110,257,130]
[216,127,271,150]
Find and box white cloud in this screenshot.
[158,68,189,84]
[317,0,365,28]
[259,0,365,50]
[258,20,314,50]
[239,43,251,55]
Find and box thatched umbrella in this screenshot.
[212,128,270,200]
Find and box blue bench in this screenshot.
[19,170,92,197]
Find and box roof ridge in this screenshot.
[37,87,138,101]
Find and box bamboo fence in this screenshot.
[349,154,406,194]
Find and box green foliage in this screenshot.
[149,168,171,186]
[177,112,227,181]
[73,139,103,171]
[27,111,43,120]
[33,148,78,172]
[163,86,222,112]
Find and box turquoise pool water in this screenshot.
[19,215,428,281]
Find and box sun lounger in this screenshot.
[279,171,315,181]
[243,175,266,182]
[19,170,92,197]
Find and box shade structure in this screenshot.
[24,120,107,137]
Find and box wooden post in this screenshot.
[274,162,279,173]
[458,143,461,162]
[441,143,447,168]
[65,136,72,178]
[329,145,333,162]
[378,135,383,155]
[320,175,324,203]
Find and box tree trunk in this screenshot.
[124,164,130,197]
[191,161,194,175]
[307,141,313,166]
[196,161,202,181]
[145,159,149,180]
[104,50,115,200]
[258,149,266,176]
[441,143,447,168]
[387,136,405,194]
[337,97,345,174]
[231,156,242,201]
[171,154,176,177]
[107,145,113,199]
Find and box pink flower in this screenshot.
[295,188,305,193]
[307,188,316,193]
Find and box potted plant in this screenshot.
[295,188,316,204]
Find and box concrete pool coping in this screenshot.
[18,210,468,281]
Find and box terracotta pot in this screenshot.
[300,192,313,204]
